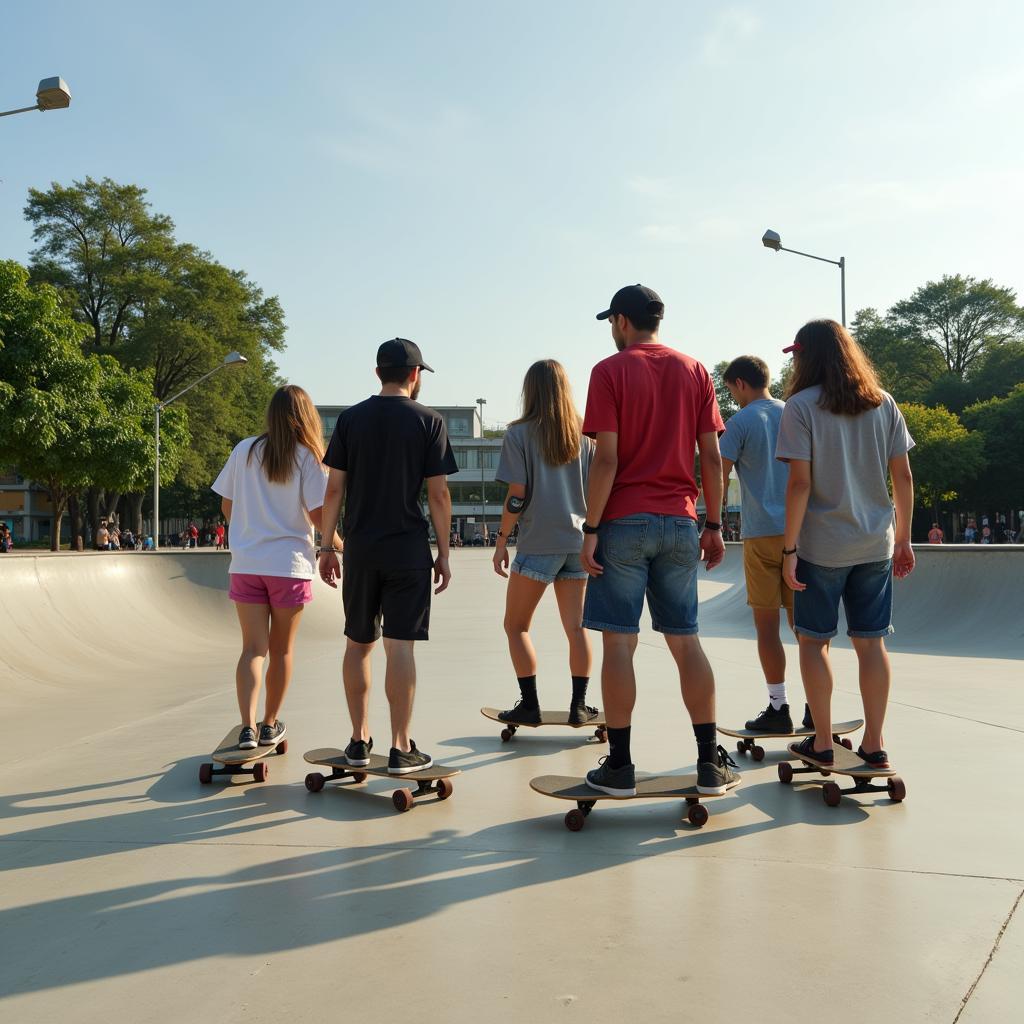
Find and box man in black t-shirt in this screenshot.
[318,338,458,775]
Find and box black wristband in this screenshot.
[582,522,599,535]
[782,546,797,556]
[703,521,722,532]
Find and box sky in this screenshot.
[2,1,1022,427]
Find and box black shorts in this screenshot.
[342,565,432,643]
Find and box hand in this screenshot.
[492,540,510,578]
[318,550,341,589]
[700,528,725,571]
[893,540,915,579]
[783,552,805,591]
[433,555,452,595]
[581,532,602,576]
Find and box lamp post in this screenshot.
[0,77,71,118]
[153,351,248,549]
[476,398,487,541]
[761,229,846,326]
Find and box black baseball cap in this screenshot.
[596,284,665,322]
[376,337,434,373]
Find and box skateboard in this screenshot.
[778,742,906,806]
[481,707,608,744]
[199,725,288,784]
[530,772,742,831]
[719,719,863,762]
[303,748,460,812]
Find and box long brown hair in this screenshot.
[247,384,325,483]
[511,360,583,466]
[786,319,884,414]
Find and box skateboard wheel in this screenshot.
[777,762,794,784]
[595,728,608,743]
[253,761,269,783]
[565,808,586,831]
[277,739,289,755]
[392,788,414,812]
[736,740,746,755]
[752,745,765,762]
[687,803,709,828]
[822,782,842,807]
[351,772,368,784]
[887,777,906,803]
[305,772,325,793]
[198,763,213,785]
[436,778,454,800]
[500,728,512,743]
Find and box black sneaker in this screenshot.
[585,756,636,796]
[697,745,742,795]
[388,741,433,775]
[258,720,286,746]
[745,703,794,733]
[237,726,258,750]
[344,737,372,767]
[498,700,542,725]
[568,703,599,726]
[802,703,814,731]
[856,746,891,769]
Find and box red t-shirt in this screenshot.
[583,343,724,523]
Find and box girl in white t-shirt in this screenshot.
[213,385,340,751]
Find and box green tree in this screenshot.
[711,361,738,420]
[900,403,985,527]
[852,308,946,403]
[961,383,1024,514]
[964,340,1024,404]
[888,275,1022,378]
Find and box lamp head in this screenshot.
[761,229,781,251]
[223,351,248,367]
[36,77,71,111]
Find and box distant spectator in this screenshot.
[927,523,943,544]
[188,522,199,548]
[215,522,226,550]
[143,535,154,551]
[964,518,977,543]
[0,523,12,552]
[981,526,992,544]
[96,522,110,551]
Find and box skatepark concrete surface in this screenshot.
[1,545,1022,1023]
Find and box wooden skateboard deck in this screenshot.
[481,707,608,743]
[199,725,288,784]
[780,742,906,806]
[530,772,742,831]
[719,719,863,762]
[303,748,460,812]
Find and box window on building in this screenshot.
[453,449,468,470]
[447,414,472,437]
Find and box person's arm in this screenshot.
[221,498,232,521]
[696,431,725,571]
[781,459,811,591]
[316,469,346,589]
[721,457,734,522]
[493,483,526,578]
[889,453,915,579]
[581,431,618,576]
[426,474,453,594]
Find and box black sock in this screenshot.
[607,726,632,769]
[693,721,718,763]
[517,675,538,707]
[570,676,589,704]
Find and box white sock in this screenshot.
[767,683,788,710]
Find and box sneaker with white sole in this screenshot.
[345,737,372,767]
[585,756,636,797]
[696,745,742,795]
[258,720,286,746]
[388,741,433,775]
[237,726,258,750]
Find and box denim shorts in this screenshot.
[583,514,700,635]
[793,558,894,640]
[512,551,588,584]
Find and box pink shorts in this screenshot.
[229,573,313,608]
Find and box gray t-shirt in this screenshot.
[496,422,593,555]
[719,398,788,538]
[775,386,914,568]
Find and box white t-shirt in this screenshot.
[212,438,328,579]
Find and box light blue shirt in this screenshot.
[719,398,788,538]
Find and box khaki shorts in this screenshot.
[743,535,794,611]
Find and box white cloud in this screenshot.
[700,6,761,66]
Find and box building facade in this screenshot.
[0,469,59,543]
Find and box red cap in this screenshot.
[782,342,802,354]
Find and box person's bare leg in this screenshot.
[798,636,834,752]
[383,638,417,751]
[851,636,890,752]
[503,573,548,677]
[553,578,592,678]
[263,605,304,725]
[343,639,375,742]
[752,607,786,686]
[601,632,638,727]
[664,634,716,724]
[234,602,270,729]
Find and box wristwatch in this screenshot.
[703,521,722,532]
[581,522,599,535]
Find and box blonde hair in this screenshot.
[511,360,582,466]
[247,384,325,483]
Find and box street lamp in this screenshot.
[476,398,487,541]
[0,77,72,119]
[153,351,248,550]
[761,229,846,326]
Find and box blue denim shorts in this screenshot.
[512,551,588,584]
[793,558,894,640]
[582,514,700,635]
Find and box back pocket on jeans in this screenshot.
[602,519,647,564]
[671,518,699,567]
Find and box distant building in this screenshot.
[0,469,60,543]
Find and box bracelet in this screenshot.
[782,546,797,556]
[581,522,599,535]
[703,521,722,532]
[318,546,340,555]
